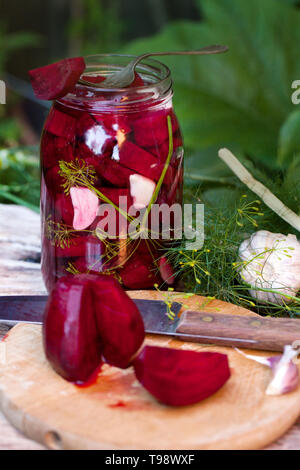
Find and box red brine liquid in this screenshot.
[40,56,184,291]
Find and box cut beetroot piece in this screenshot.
[81,72,144,88]
[44,166,66,194]
[45,106,77,141]
[29,57,85,101]
[118,141,173,184]
[133,110,179,148]
[120,253,162,289]
[41,132,74,170]
[76,112,96,137]
[43,275,103,384]
[72,255,105,274]
[159,257,175,286]
[50,235,103,258]
[133,346,230,406]
[130,72,144,87]
[98,187,131,208]
[147,134,183,162]
[54,193,74,226]
[87,155,134,187]
[91,275,145,369]
[70,186,99,230]
[81,75,106,84]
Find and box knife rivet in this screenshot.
[250,320,261,327]
[201,316,213,322]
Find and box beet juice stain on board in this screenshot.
[38,55,184,292]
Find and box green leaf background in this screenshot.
[123,0,300,208]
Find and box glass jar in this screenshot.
[40,54,184,292]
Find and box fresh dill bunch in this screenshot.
[58,159,97,194]
[166,190,300,318]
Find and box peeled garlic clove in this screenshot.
[129,174,156,209]
[235,345,300,396]
[70,186,99,230]
[266,345,300,396]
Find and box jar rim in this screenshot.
[82,53,172,91]
[57,54,173,113]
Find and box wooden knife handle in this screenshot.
[176,311,300,352]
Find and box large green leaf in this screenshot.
[278,110,300,165]
[124,0,300,173]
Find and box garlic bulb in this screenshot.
[238,230,300,304]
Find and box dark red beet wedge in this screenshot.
[43,275,103,384]
[133,346,230,406]
[159,257,175,286]
[118,141,173,184]
[92,275,145,369]
[41,132,74,170]
[120,253,162,289]
[29,57,85,100]
[54,193,74,226]
[45,107,77,140]
[81,72,144,88]
[133,110,179,148]
[87,155,134,187]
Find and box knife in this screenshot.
[1,295,300,352]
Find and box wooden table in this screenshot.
[0,203,299,450]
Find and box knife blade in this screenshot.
[0,295,182,332]
[1,296,300,351]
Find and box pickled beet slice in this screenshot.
[49,235,102,258]
[43,275,103,384]
[44,166,65,194]
[118,141,173,184]
[133,346,230,406]
[41,132,74,169]
[55,193,74,226]
[29,57,85,100]
[120,253,162,289]
[45,107,77,141]
[133,110,179,147]
[87,155,134,187]
[98,187,131,207]
[147,134,183,162]
[81,72,144,88]
[159,257,175,286]
[92,275,145,369]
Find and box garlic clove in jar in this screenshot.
[238,230,300,304]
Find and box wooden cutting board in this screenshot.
[1,290,300,450]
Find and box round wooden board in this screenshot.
[0,290,300,450]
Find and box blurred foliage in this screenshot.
[0,21,39,147]
[123,0,300,212]
[0,146,40,212]
[68,0,123,55]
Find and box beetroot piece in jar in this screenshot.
[133,109,179,148]
[89,156,134,188]
[41,133,74,170]
[54,193,74,226]
[118,141,174,184]
[46,107,77,141]
[39,55,183,291]
[120,252,162,289]
[43,166,66,195]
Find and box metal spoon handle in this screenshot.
[130,45,229,69]
[79,45,228,88]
